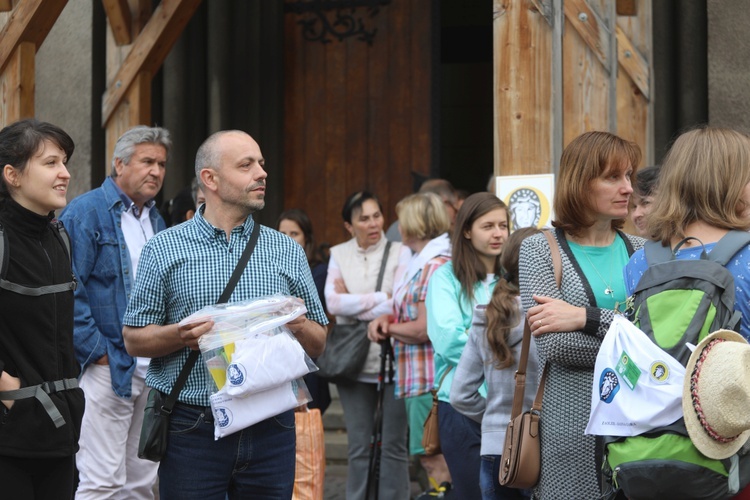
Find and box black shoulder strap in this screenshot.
[375,240,392,292]
[162,220,262,414]
[51,219,72,266]
[708,230,750,266]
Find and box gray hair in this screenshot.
[194,130,244,188]
[110,126,172,176]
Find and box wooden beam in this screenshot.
[0,0,67,75]
[616,25,650,100]
[101,0,202,126]
[102,0,132,46]
[0,0,13,13]
[563,0,611,74]
[105,71,150,166]
[528,0,552,27]
[0,42,35,125]
[493,0,553,175]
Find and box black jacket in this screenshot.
[0,199,84,458]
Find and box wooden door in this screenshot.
[282,0,434,248]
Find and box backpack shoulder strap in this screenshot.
[51,220,72,265]
[0,219,76,296]
[707,230,750,266]
[643,239,675,266]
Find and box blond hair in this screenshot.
[396,192,450,241]
[648,127,750,244]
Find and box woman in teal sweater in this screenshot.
[426,192,509,499]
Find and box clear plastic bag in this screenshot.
[180,294,317,439]
[183,294,318,392]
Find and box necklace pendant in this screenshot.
[604,287,614,296]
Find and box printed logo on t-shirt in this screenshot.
[214,407,232,428]
[227,363,246,386]
[599,368,620,403]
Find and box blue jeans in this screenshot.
[158,403,296,500]
[438,401,482,500]
[480,455,531,500]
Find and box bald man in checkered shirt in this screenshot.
[123,130,327,500]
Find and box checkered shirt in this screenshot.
[122,208,328,406]
[393,256,450,399]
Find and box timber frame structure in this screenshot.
[1,0,660,247]
[0,0,201,162]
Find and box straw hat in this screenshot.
[682,329,750,460]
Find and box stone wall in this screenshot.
[708,0,750,132]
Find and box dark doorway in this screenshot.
[437,0,494,195]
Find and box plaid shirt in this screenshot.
[122,207,328,406]
[393,256,450,398]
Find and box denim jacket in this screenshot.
[60,177,166,397]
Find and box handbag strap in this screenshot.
[375,240,393,292]
[162,219,261,414]
[543,230,562,289]
[436,365,453,391]
[508,229,560,419]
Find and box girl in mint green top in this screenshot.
[426,192,509,500]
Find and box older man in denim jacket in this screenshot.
[60,126,171,499]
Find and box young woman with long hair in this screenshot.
[451,227,542,500]
[426,192,510,499]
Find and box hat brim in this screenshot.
[682,329,750,460]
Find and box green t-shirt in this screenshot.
[568,237,630,311]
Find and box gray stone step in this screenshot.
[325,429,349,464]
[322,397,345,430]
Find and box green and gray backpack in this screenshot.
[604,230,750,500]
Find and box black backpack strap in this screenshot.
[707,230,750,266]
[51,219,72,265]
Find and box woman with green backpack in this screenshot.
[625,126,750,340]
[620,126,750,499]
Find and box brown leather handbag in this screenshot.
[497,321,547,488]
[422,366,452,456]
[498,230,559,488]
